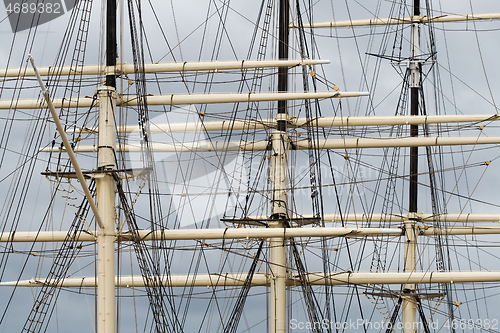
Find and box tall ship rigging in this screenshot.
[0,0,500,332]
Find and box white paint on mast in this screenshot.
[403,219,418,333]
[404,4,421,331]
[96,86,117,333]
[269,131,289,333]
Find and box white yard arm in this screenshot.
[121,91,366,106]
[0,59,329,78]
[0,91,366,110]
[42,136,500,153]
[0,227,401,243]
[321,213,500,223]
[297,136,500,149]
[75,114,500,134]
[5,271,500,288]
[303,271,500,286]
[293,12,500,28]
[2,224,500,243]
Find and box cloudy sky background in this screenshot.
[0,0,499,331]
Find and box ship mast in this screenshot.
[97,0,118,332]
[403,0,420,332]
[269,0,290,332]
[277,0,289,131]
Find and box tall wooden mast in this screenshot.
[269,1,290,332]
[97,0,118,332]
[403,1,421,332]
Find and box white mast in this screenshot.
[96,0,118,331]
[270,131,289,333]
[96,86,117,333]
[268,0,290,331]
[403,1,421,332]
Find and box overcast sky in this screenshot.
[0,0,499,332]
